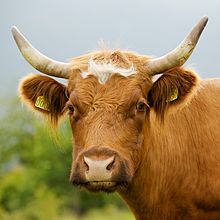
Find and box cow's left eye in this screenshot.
[136,101,147,112]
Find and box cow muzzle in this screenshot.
[70,147,132,192]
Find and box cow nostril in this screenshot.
[83,158,89,171]
[106,158,115,171]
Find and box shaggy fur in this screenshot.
[19,50,220,220]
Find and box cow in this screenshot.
[12,16,220,220]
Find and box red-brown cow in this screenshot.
[12,17,220,220]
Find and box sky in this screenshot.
[1,0,220,100]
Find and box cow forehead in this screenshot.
[67,50,152,107]
[70,50,151,85]
[81,59,136,84]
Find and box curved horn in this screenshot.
[11,26,71,78]
[146,16,208,75]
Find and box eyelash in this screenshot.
[68,105,75,114]
[66,104,80,121]
[136,101,147,112]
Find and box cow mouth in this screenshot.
[72,181,129,192]
[88,181,116,187]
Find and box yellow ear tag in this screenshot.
[35,96,50,111]
[167,87,179,102]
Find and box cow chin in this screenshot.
[82,181,129,193]
[84,181,118,193]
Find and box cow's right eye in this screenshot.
[68,105,75,114]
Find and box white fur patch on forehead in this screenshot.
[81,59,136,84]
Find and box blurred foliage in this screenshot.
[0,98,133,219]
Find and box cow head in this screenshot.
[12,17,207,192]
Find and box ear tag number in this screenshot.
[35,96,50,111]
[167,87,179,102]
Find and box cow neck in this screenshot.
[117,126,153,220]
[117,117,180,220]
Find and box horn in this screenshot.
[145,16,208,75]
[11,26,71,78]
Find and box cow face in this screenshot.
[67,73,151,192]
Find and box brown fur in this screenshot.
[18,50,220,220]
[120,78,220,220]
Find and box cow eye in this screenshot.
[136,101,146,112]
[68,105,75,114]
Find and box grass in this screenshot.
[63,205,134,220]
[0,205,134,220]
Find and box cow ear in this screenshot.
[148,68,198,120]
[19,74,68,126]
